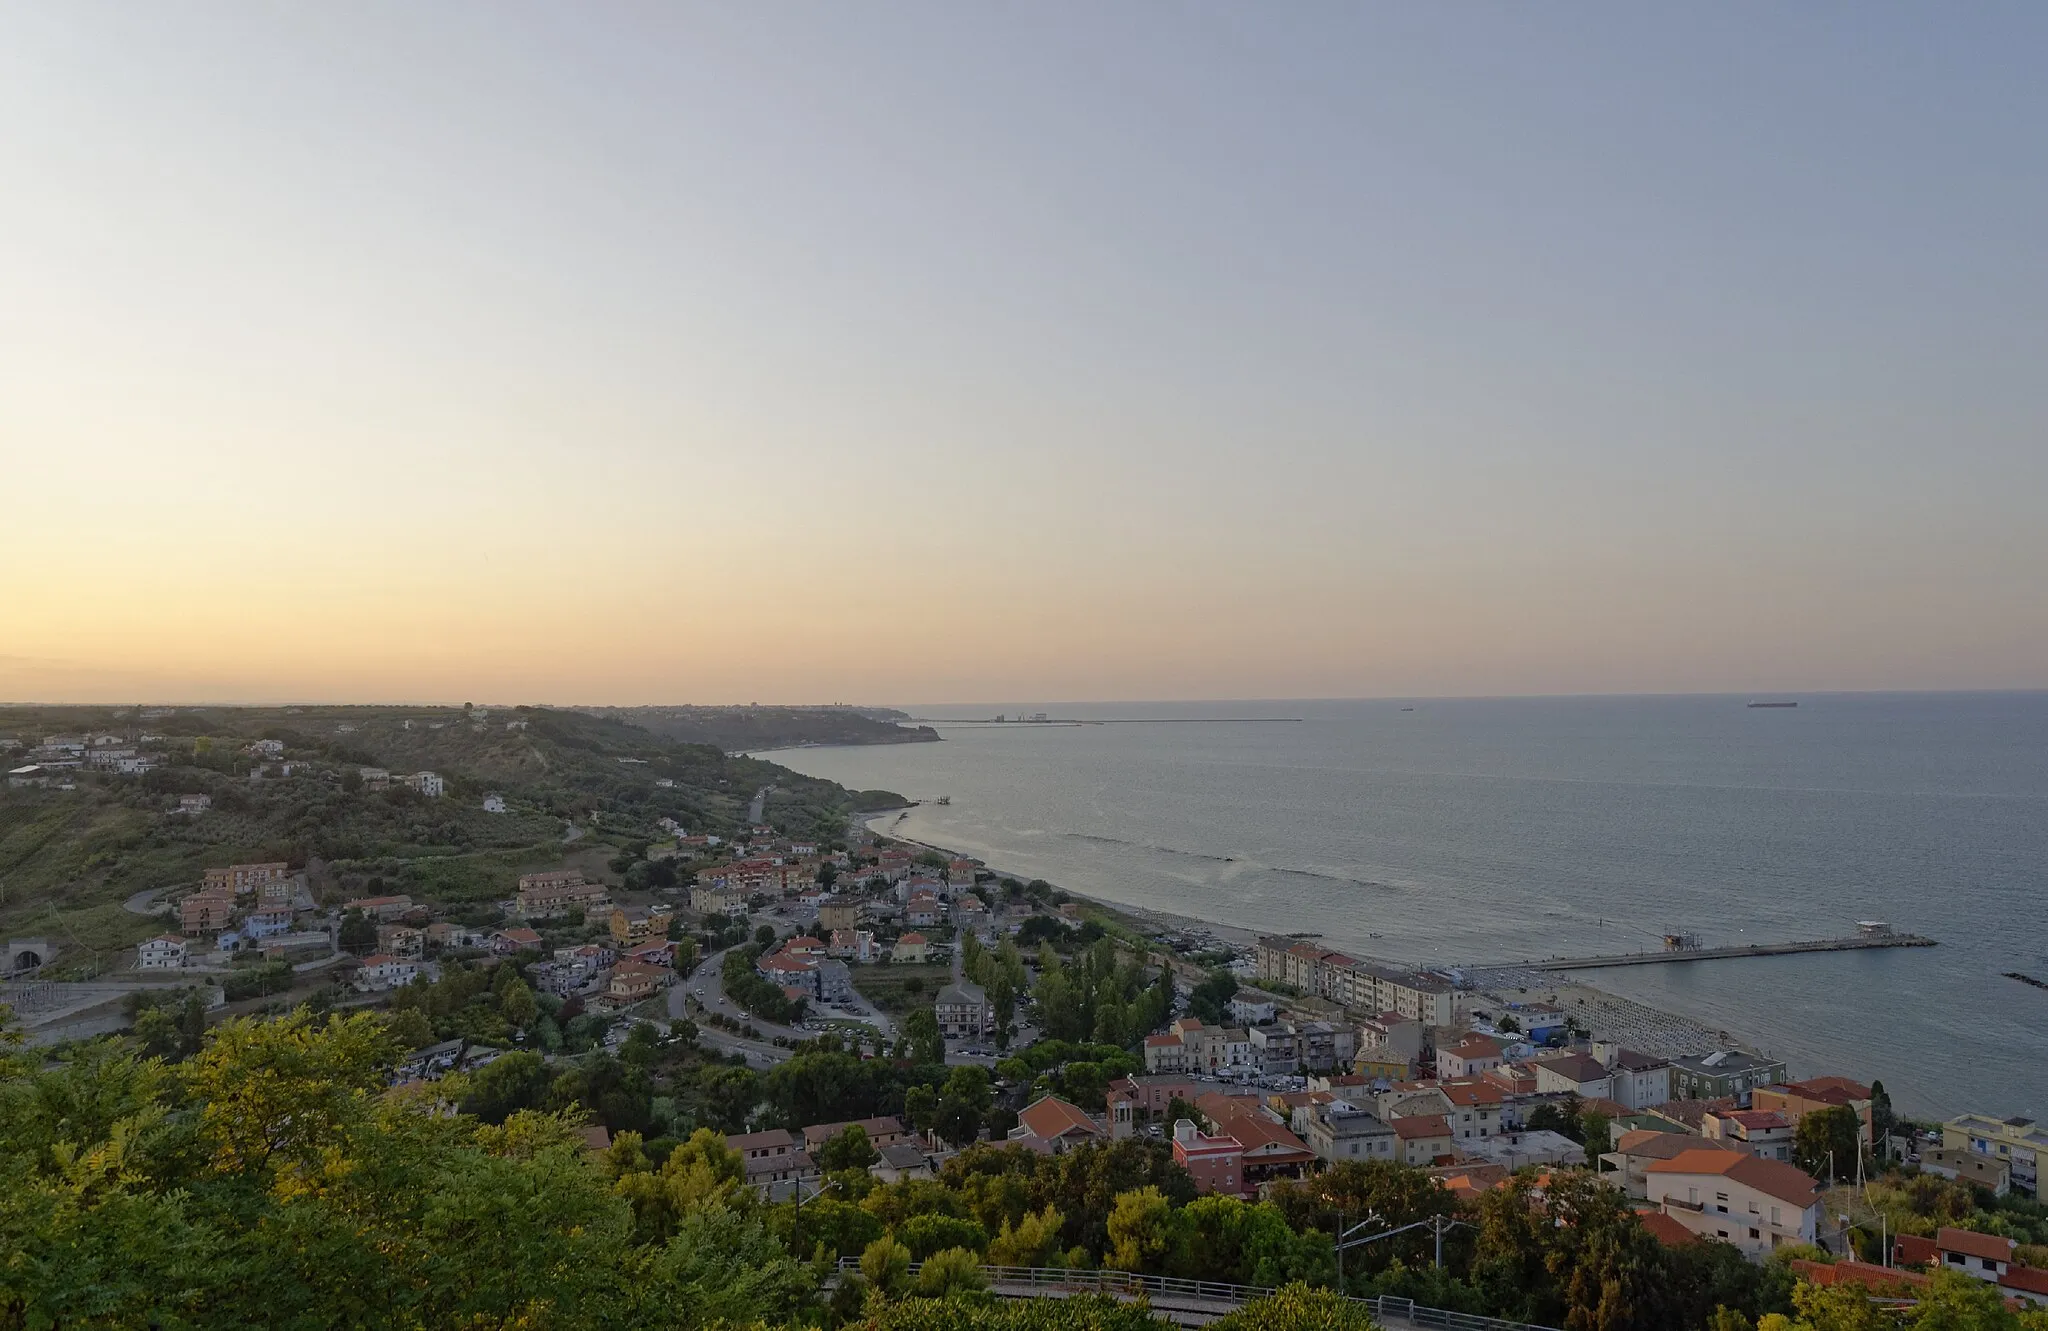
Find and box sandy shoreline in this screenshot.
[858,806,1760,1057]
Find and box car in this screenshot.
[737,1011,749,1021]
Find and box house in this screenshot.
[625,940,676,968]
[1917,1146,2013,1196]
[244,905,296,938]
[1438,1034,1506,1080]
[1105,1075,1214,1138]
[177,794,212,815]
[1144,1032,1192,1075]
[1642,1149,1823,1258]
[1931,1227,2018,1282]
[1249,1023,1299,1074]
[179,889,235,935]
[892,931,929,964]
[1305,1102,1398,1165]
[757,949,819,991]
[1195,1092,1317,1185]
[609,905,674,948]
[1668,1051,1789,1105]
[1752,1077,1874,1145]
[376,924,426,960]
[826,929,877,962]
[606,961,670,1005]
[7,765,51,788]
[1595,1045,1673,1110]
[136,934,188,970]
[1174,1119,1249,1196]
[725,1129,815,1199]
[870,1141,934,1184]
[1943,1114,2048,1195]
[802,1116,909,1156]
[935,979,992,1041]
[355,954,421,992]
[247,739,285,758]
[358,767,391,789]
[689,883,751,918]
[1704,1109,1795,1162]
[516,874,612,920]
[1228,993,1279,1026]
[493,927,543,954]
[1456,1129,1587,1171]
[482,794,507,814]
[1356,1049,1418,1083]
[1600,1128,1747,1198]
[344,894,416,922]
[1438,1080,1508,1140]
[905,892,945,928]
[812,895,859,933]
[1393,1113,1455,1165]
[946,858,978,888]
[402,771,445,797]
[206,862,292,896]
[1297,1021,1355,1072]
[1532,1052,1614,1100]
[1009,1096,1105,1154]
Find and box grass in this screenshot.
[849,961,956,1016]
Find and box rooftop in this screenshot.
[1643,1149,1822,1208]
[1018,1095,1102,1141]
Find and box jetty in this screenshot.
[1500,931,1935,973]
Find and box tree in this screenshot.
[1187,969,1240,1026]
[988,1205,1067,1267]
[383,1007,437,1050]
[461,1049,554,1123]
[1209,1283,1385,1331]
[1869,1082,1896,1159]
[861,1235,913,1297]
[905,1008,945,1067]
[1581,1109,1613,1166]
[339,908,378,953]
[820,1125,880,1172]
[1106,1186,1184,1273]
[755,924,778,949]
[500,977,539,1030]
[1795,1106,1863,1181]
[915,1246,990,1297]
[898,1212,989,1259]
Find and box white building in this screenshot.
[1596,1044,1673,1110]
[482,794,507,814]
[354,953,422,992]
[1642,1149,1822,1259]
[136,935,189,970]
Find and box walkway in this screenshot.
[833,1260,1560,1330]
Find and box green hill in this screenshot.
[0,704,902,971]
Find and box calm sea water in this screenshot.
[770,694,2048,1119]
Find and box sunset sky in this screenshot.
[5,4,2045,705]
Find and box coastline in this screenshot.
[857,805,1751,1059]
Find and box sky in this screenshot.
[4,3,2045,705]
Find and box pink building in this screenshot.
[1173,1118,1248,1197]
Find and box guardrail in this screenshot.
[831,1258,1558,1330]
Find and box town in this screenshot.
[3,704,2044,1331]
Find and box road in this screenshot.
[746,786,771,825]
[122,888,167,916]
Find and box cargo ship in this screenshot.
[1746,701,1798,708]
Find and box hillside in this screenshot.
[589,705,939,752]
[0,704,903,971]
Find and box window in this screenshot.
[1750,1229,1761,1240]
[1985,1259,1999,1272]
[1771,1207,1782,1225]
[1687,1187,1699,1206]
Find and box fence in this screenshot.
[831,1258,1558,1330]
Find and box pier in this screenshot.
[1496,932,1936,972]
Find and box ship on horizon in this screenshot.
[1746,700,1798,708]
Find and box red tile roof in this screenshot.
[1637,1210,1700,1247]
[1018,1096,1103,1142]
[1793,1259,1928,1294]
[1394,1114,1452,1140]
[1896,1234,1939,1268]
[1643,1149,1822,1208]
[1939,1227,2018,1264]
[2000,1265,2048,1297]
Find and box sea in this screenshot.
[767,693,2048,1120]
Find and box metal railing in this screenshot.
[831,1258,1559,1329]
